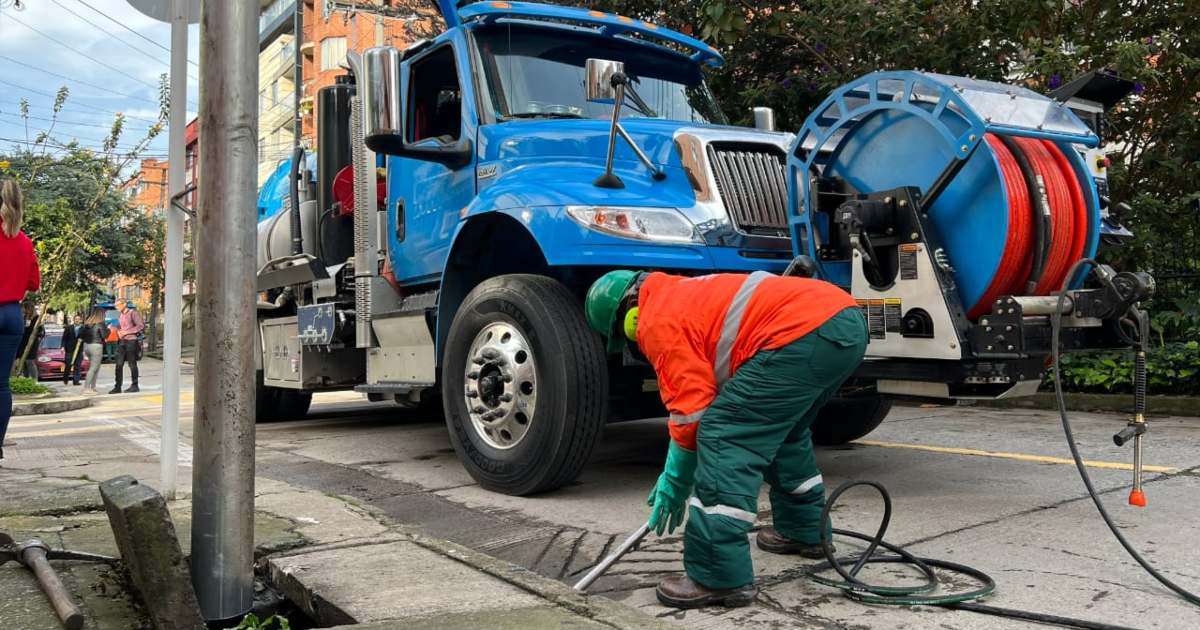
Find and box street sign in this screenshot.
[126,0,200,24]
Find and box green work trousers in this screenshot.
[684,307,868,589]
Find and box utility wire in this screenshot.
[1,9,188,106]
[47,0,201,85]
[0,54,162,106]
[71,0,200,70]
[0,107,160,130]
[0,78,164,124]
[0,135,169,156]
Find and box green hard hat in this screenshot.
[586,270,640,354]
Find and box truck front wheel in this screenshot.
[810,394,893,446]
[443,274,608,496]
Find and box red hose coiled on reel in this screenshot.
[966,134,1087,319]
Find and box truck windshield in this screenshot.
[474,25,726,125]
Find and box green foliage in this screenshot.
[9,376,50,396]
[1049,341,1200,396]
[0,83,166,314]
[581,0,1200,313]
[232,613,291,630]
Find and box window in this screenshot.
[407,46,462,143]
[474,25,725,124]
[320,37,347,72]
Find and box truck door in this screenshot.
[387,40,477,284]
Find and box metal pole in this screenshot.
[190,0,258,621]
[160,0,188,502]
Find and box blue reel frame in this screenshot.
[788,71,1102,299]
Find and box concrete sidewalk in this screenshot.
[0,464,665,629]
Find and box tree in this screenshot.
[2,84,166,374]
[585,0,1199,322]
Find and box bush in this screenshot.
[10,376,51,396]
[1048,341,1200,396]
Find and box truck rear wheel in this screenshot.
[255,371,312,422]
[811,394,892,446]
[443,274,608,496]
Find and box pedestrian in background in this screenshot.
[0,178,41,461]
[110,301,143,394]
[61,313,84,386]
[81,308,105,394]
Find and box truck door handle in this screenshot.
[395,198,405,242]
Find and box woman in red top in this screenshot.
[1,178,41,461]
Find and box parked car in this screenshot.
[36,325,92,381]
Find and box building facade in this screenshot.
[112,158,169,308]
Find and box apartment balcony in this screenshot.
[259,0,295,49]
[261,40,296,82]
[260,96,296,132]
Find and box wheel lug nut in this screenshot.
[466,390,478,398]
[500,393,513,403]
[503,374,513,383]
[482,348,499,359]
[468,371,480,379]
[473,405,487,414]
[472,357,486,365]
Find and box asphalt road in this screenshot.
[7,360,1200,629]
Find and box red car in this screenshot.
[36,326,92,381]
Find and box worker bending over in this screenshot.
[585,270,867,609]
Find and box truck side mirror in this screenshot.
[361,46,472,169]
[586,58,624,104]
[361,46,404,154]
[583,58,664,188]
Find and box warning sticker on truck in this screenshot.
[865,299,886,339]
[899,243,920,280]
[884,298,902,333]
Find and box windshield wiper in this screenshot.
[503,112,586,120]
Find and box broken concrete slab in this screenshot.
[98,475,204,630]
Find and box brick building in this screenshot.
[298,1,435,144]
[112,158,170,308]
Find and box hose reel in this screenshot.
[790,72,1103,325]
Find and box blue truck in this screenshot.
[255,1,1143,495]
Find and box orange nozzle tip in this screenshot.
[1128,489,1147,507]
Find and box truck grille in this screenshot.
[707,143,789,236]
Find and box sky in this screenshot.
[0,0,202,162]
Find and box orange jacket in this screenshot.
[636,271,857,449]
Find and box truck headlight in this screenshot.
[37,356,50,363]
[567,206,701,244]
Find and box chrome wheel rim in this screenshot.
[464,322,538,450]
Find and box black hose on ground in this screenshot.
[810,269,1198,626]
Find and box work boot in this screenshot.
[124,384,140,393]
[755,526,830,558]
[655,575,757,609]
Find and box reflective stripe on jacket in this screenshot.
[636,271,857,449]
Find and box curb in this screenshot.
[976,392,1200,417]
[401,525,669,630]
[264,525,669,630]
[11,396,93,416]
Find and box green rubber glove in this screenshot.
[646,442,698,535]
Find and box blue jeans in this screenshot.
[0,302,23,453]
